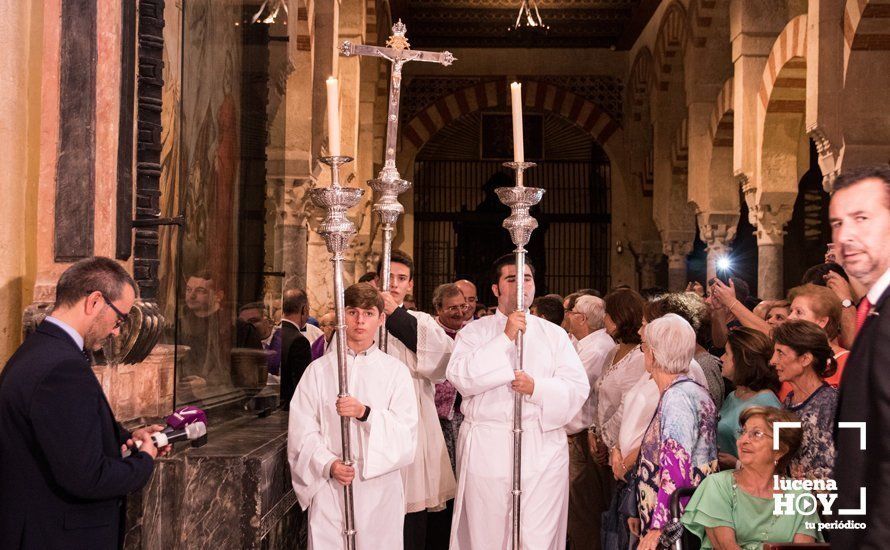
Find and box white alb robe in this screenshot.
[446,310,590,550]
[287,345,418,550]
[385,309,457,512]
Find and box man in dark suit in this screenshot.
[279,288,313,410]
[0,257,168,549]
[830,165,890,548]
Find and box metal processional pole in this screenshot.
[497,162,544,549]
[340,20,454,351]
[309,155,365,550]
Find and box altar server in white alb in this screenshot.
[287,283,418,550]
[377,250,457,548]
[447,254,590,550]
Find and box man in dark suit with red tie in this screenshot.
[0,257,168,549]
[830,165,890,548]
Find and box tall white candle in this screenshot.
[510,82,524,163]
[326,76,341,157]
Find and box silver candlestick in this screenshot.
[368,173,411,351]
[496,161,544,550]
[309,155,365,550]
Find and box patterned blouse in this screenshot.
[637,376,718,534]
[783,383,838,481]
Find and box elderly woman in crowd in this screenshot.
[632,314,717,550]
[772,319,839,481]
[716,327,782,469]
[682,407,822,548]
[609,294,714,481]
[778,283,848,399]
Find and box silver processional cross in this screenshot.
[340,20,455,350]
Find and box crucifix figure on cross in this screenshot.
[340,20,455,352]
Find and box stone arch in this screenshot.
[627,48,655,200]
[396,80,639,288]
[401,80,623,166]
[758,14,808,115]
[754,15,810,298]
[697,77,741,279]
[757,15,808,196]
[653,2,691,91]
[628,47,655,121]
[709,77,733,147]
[688,0,725,48]
[671,117,688,173]
[651,3,697,290]
[841,0,890,169]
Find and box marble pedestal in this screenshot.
[125,412,302,550]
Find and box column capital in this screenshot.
[751,200,794,246]
[662,240,694,269]
[282,178,314,226]
[697,211,739,253]
[635,240,664,271]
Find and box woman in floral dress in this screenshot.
[634,314,718,550]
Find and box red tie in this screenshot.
[856,298,872,331]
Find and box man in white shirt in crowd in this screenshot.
[563,294,616,550]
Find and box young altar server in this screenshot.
[446,254,590,550]
[377,250,457,549]
[287,283,418,550]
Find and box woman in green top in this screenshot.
[716,327,782,469]
[682,406,823,548]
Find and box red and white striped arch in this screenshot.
[758,14,807,115]
[844,0,890,75]
[400,79,622,160]
[653,2,691,91]
[709,77,733,147]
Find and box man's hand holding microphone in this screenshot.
[121,425,172,459]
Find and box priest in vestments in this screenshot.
[287,283,418,550]
[377,251,457,549]
[446,254,589,550]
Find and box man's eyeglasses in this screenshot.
[444,304,470,314]
[102,295,129,329]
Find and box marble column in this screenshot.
[752,203,792,300]
[281,178,312,292]
[637,240,663,290]
[0,0,34,362]
[663,240,693,292]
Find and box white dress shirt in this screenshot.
[565,328,615,435]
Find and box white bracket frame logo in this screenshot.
[773,421,866,515]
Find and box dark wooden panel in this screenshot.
[134,0,166,299]
[54,0,97,261]
[116,0,138,260]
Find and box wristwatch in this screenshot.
[842,299,854,308]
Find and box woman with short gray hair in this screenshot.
[632,314,718,550]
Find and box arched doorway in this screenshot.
[412,110,612,310]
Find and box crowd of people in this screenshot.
[282,165,890,550]
[266,166,890,550]
[3,166,889,549]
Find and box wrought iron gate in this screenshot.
[413,160,611,311]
